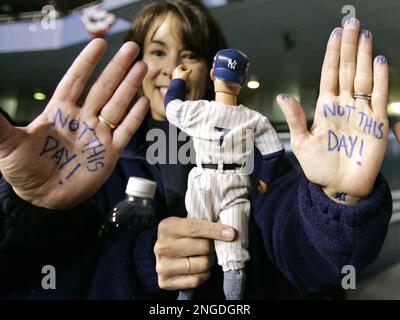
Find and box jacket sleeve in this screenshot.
[251,156,393,293]
[0,176,101,293]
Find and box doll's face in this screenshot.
[142,13,208,121]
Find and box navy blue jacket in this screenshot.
[0,114,393,299]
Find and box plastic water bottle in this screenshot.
[98,177,158,240]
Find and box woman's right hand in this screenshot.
[154,217,235,290]
[0,39,149,210]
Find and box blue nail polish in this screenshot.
[331,27,343,38]
[345,17,358,27]
[376,55,387,65]
[360,29,371,38]
[279,93,290,99]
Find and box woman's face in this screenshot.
[142,13,209,121]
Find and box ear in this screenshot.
[210,68,215,81]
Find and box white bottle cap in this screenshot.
[126,177,157,199]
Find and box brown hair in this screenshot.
[124,0,227,99]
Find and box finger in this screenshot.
[371,55,389,118]
[319,27,342,95]
[99,61,147,126]
[258,180,268,194]
[83,42,140,115]
[394,122,400,143]
[339,17,361,95]
[157,255,215,277]
[174,238,214,257]
[112,96,149,152]
[354,30,373,97]
[159,271,211,290]
[158,217,235,241]
[52,39,107,103]
[276,94,309,140]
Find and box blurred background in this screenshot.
[0,0,399,299]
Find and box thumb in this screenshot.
[0,112,14,145]
[176,218,236,241]
[276,94,309,140]
[394,122,400,143]
[257,180,268,194]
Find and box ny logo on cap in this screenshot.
[227,59,237,70]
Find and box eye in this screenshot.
[150,49,165,57]
[182,51,198,61]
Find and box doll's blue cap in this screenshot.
[212,49,249,85]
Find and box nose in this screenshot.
[162,55,181,78]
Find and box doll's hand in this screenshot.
[154,217,235,290]
[257,180,268,194]
[276,19,389,205]
[394,122,400,143]
[172,65,192,81]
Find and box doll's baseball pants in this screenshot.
[185,166,251,272]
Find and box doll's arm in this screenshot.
[164,79,203,134]
[165,79,187,108]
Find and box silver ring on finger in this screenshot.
[353,93,372,101]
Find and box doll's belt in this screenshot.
[202,163,242,171]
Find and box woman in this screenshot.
[0,1,392,299]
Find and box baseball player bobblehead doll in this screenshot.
[164,49,284,300]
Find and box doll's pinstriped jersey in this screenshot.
[166,99,283,168]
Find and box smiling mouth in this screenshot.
[159,87,168,97]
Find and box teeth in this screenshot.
[160,88,168,97]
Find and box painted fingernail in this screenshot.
[375,55,387,64]
[331,27,343,38]
[344,17,359,27]
[221,228,234,240]
[360,29,372,39]
[279,93,290,100]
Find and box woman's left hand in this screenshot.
[276,18,389,205]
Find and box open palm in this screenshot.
[277,19,389,204]
[0,39,149,209]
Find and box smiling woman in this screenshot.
[123,0,226,120]
[141,13,208,120]
[0,0,394,301]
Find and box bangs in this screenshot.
[148,11,209,65]
[124,0,227,73]
[177,13,209,63]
